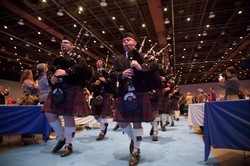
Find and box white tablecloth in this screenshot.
[188,103,205,127]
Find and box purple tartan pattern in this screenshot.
[91,92,112,116]
[114,92,154,123]
[171,98,179,111]
[41,86,91,117]
[158,96,171,114]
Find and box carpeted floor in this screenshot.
[0,116,248,166]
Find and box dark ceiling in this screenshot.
[1,0,250,85]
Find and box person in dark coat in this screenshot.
[41,37,92,157]
[88,59,113,141]
[110,32,156,166]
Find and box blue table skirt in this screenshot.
[204,99,250,161]
[0,105,51,142]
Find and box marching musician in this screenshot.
[159,73,174,130]
[143,52,162,141]
[41,36,92,157]
[88,59,113,141]
[169,81,181,122]
[110,32,156,166]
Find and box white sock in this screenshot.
[166,114,170,123]
[65,127,76,145]
[121,124,132,139]
[170,114,174,122]
[99,118,108,123]
[132,128,144,149]
[49,119,64,141]
[153,121,158,132]
[161,114,167,126]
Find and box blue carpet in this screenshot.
[0,116,218,166]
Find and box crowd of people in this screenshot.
[1,32,249,166]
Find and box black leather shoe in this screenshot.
[113,124,119,131]
[52,138,65,153]
[152,132,158,141]
[129,139,134,154]
[129,149,140,166]
[149,126,153,136]
[96,133,104,141]
[103,123,108,135]
[176,118,179,121]
[161,126,166,131]
[60,144,73,157]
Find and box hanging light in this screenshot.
[51,37,56,42]
[202,31,207,36]
[209,12,215,18]
[246,25,250,31]
[119,25,125,31]
[164,18,170,24]
[57,9,64,16]
[166,35,171,40]
[18,19,24,25]
[100,0,107,7]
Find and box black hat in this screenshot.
[123,32,136,40]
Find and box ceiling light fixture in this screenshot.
[166,35,171,40]
[119,25,124,31]
[164,18,170,24]
[100,0,107,7]
[51,37,56,42]
[57,9,64,16]
[246,25,250,31]
[209,12,215,18]
[18,19,24,25]
[202,31,207,36]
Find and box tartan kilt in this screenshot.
[41,85,91,117]
[91,92,112,116]
[150,89,162,112]
[113,92,154,123]
[171,98,179,111]
[159,96,171,114]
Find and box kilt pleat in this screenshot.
[91,92,112,116]
[159,96,171,114]
[150,89,162,112]
[41,85,91,117]
[171,98,179,111]
[113,92,154,123]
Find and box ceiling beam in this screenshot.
[1,0,101,62]
[147,0,169,67]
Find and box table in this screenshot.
[188,103,205,128]
[0,105,51,142]
[204,99,250,161]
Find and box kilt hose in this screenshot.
[114,92,154,123]
[41,85,91,117]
